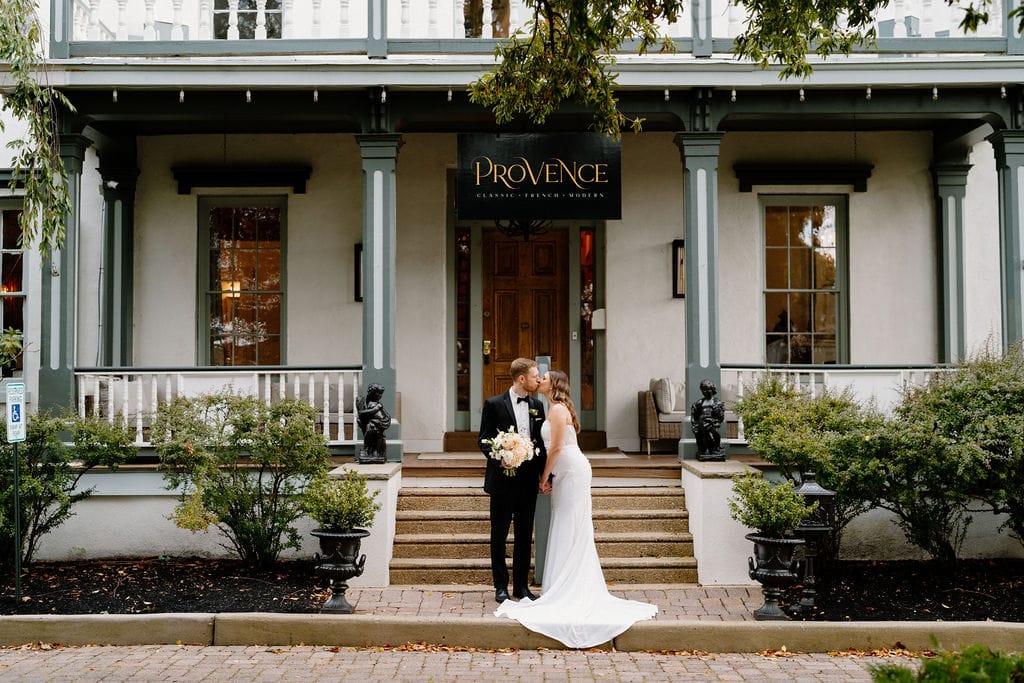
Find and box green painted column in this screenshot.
[98,155,138,367]
[357,133,403,461]
[691,0,713,57]
[367,0,387,58]
[932,154,971,363]
[39,134,89,413]
[989,130,1024,349]
[674,132,724,461]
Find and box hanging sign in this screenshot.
[457,133,621,220]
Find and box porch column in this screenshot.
[39,134,89,413]
[989,129,1024,348]
[674,132,724,461]
[357,133,402,461]
[98,154,138,367]
[932,153,971,363]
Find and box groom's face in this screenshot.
[523,366,541,393]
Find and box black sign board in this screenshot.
[457,133,621,220]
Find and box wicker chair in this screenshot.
[637,390,685,455]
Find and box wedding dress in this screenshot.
[493,419,658,648]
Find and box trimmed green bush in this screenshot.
[727,473,816,537]
[302,469,381,532]
[151,393,331,568]
[0,413,136,569]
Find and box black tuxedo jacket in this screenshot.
[477,391,547,496]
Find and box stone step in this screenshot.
[388,556,699,585]
[396,487,685,512]
[395,509,690,535]
[392,531,693,559]
[402,455,681,480]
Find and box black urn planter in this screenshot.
[745,533,805,620]
[311,528,370,614]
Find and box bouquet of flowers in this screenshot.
[484,426,539,477]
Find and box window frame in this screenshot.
[196,195,288,366]
[0,201,25,378]
[759,194,850,365]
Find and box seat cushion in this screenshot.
[649,378,674,414]
[657,410,686,424]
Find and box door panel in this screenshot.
[482,228,569,399]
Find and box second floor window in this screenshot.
[214,0,282,40]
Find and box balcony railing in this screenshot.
[75,366,363,448]
[54,0,1020,58]
[720,364,952,443]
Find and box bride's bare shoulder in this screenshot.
[548,403,570,420]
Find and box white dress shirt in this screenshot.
[509,388,530,439]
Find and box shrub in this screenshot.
[898,343,1024,548]
[735,375,879,549]
[0,413,136,569]
[727,473,816,537]
[302,469,381,532]
[870,643,1024,681]
[151,393,331,568]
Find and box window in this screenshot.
[0,207,23,376]
[201,198,285,366]
[763,197,846,365]
[213,0,282,40]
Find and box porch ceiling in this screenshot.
[62,86,1013,141]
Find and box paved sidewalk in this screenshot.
[0,643,917,682]
[345,584,764,621]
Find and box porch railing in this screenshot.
[720,364,952,443]
[75,366,362,448]
[57,0,1017,56]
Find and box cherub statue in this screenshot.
[690,379,726,461]
[356,383,391,464]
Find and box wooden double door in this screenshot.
[481,228,569,399]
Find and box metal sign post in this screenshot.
[6,382,26,601]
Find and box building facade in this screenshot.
[2,0,1022,462]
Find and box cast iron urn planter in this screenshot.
[746,534,805,620]
[311,528,370,614]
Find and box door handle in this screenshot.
[482,340,492,356]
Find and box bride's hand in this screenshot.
[539,478,552,495]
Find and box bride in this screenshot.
[494,370,658,648]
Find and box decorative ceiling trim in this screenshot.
[171,165,312,194]
[733,163,874,192]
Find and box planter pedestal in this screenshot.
[745,533,805,620]
[311,528,371,614]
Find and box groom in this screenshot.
[478,357,547,603]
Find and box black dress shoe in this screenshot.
[513,588,539,600]
[495,588,510,603]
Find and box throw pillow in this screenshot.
[649,377,674,414]
[674,380,687,411]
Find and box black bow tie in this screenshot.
[517,396,529,404]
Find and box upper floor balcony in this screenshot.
[53,0,1023,61]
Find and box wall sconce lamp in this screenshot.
[672,239,685,298]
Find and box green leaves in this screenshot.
[728,473,817,537]
[0,0,74,255]
[151,392,331,568]
[470,1,683,138]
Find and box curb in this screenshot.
[1,614,1023,652]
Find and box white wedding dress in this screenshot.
[493,419,658,648]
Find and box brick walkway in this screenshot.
[347,585,765,621]
[0,644,917,681]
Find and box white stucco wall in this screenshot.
[395,134,453,452]
[719,131,939,367]
[133,134,362,367]
[604,133,685,451]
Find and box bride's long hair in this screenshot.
[547,370,580,433]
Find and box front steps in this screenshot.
[390,487,697,585]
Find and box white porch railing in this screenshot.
[76,366,362,447]
[720,365,952,443]
[67,0,1004,43]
